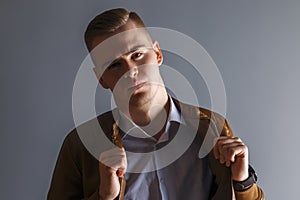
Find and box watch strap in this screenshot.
[233,165,257,191]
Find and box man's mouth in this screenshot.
[128,82,147,92]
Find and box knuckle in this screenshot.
[229,148,235,155]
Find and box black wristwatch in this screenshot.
[233,165,257,191]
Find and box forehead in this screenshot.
[90,25,153,72]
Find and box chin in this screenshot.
[129,92,152,106]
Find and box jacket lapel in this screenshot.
[172,98,233,199]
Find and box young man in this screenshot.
[48,8,265,200]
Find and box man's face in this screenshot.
[91,20,164,112]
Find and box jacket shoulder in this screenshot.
[172,98,233,137]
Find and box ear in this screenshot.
[93,67,109,89]
[152,41,163,65]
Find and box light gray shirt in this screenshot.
[117,97,213,200]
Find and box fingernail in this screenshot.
[117,171,121,176]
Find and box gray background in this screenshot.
[1,0,299,199]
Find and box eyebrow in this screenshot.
[100,45,150,69]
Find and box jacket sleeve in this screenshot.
[235,183,265,200]
[217,116,266,200]
[47,133,100,200]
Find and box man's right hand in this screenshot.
[98,147,127,200]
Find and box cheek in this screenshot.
[101,74,118,90]
[140,64,160,77]
[103,69,126,82]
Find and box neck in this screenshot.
[121,89,170,130]
[130,93,170,140]
[130,95,169,126]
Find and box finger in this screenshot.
[227,144,248,162]
[99,148,126,164]
[99,147,126,160]
[216,137,244,158]
[217,136,242,145]
[100,154,127,170]
[100,153,126,164]
[219,152,226,164]
[99,148,127,172]
[117,168,126,177]
[215,137,246,166]
[220,143,248,167]
[213,137,241,159]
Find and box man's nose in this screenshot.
[124,61,138,78]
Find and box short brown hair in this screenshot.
[84,8,146,51]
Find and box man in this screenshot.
[48,8,265,200]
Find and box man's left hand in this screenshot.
[213,136,249,181]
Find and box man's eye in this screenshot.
[132,52,143,60]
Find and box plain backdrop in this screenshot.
[1,0,299,199]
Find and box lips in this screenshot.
[128,82,147,92]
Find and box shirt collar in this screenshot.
[169,96,183,123]
[116,96,184,142]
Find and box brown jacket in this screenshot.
[47,99,265,200]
